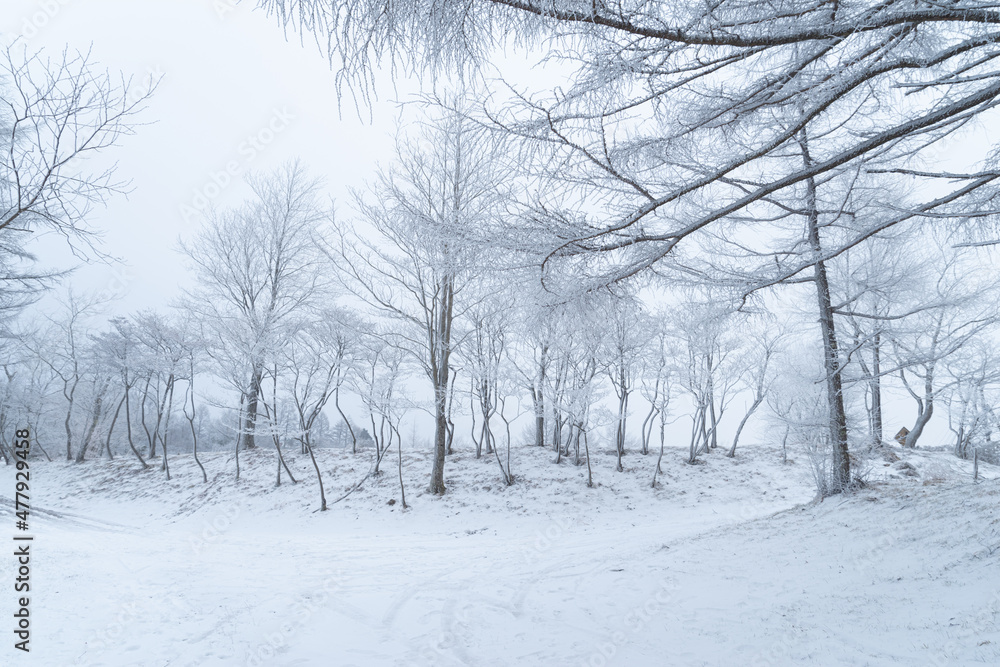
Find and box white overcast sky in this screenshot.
[1,0,991,319]
[3,0,422,314]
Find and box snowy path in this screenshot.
[36,492,801,666]
[4,445,997,666]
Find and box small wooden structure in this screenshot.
[894,426,910,446]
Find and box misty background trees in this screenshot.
[4,2,1000,506]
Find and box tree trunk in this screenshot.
[103,392,126,460]
[572,424,582,465]
[428,275,453,496]
[533,386,545,448]
[707,369,718,450]
[242,367,263,450]
[234,394,245,481]
[690,401,711,462]
[905,379,934,449]
[870,332,883,446]
[640,403,657,456]
[334,382,357,454]
[186,367,207,483]
[140,376,156,458]
[727,396,763,458]
[430,382,448,494]
[161,376,175,480]
[652,414,667,486]
[471,378,482,459]
[64,377,79,460]
[123,382,148,468]
[304,433,327,510]
[615,372,628,460]
[273,433,297,485]
[802,134,850,493]
[446,371,457,455]
[75,390,104,463]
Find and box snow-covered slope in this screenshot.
[0,442,996,666]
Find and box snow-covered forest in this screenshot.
[2,1,1000,665]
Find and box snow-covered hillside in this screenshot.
[1,443,996,666]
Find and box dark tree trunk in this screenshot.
[334,382,357,454]
[103,392,126,460]
[64,375,80,460]
[533,386,545,448]
[75,390,104,463]
[870,332,883,446]
[123,382,148,468]
[242,367,263,450]
[140,376,156,458]
[802,133,850,493]
[161,376,175,480]
[905,376,934,449]
[727,396,763,458]
[186,366,207,483]
[429,280,453,496]
[304,434,327,510]
[445,371,457,455]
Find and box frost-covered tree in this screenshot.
[17,290,107,461]
[328,107,505,495]
[601,294,648,472]
[282,308,360,509]
[944,340,1000,463]
[0,45,151,329]
[181,161,333,453]
[888,245,1000,448]
[672,298,742,465]
[260,0,1000,495]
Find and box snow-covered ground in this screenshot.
[1,441,997,666]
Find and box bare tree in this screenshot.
[179,328,208,483]
[284,312,356,510]
[0,45,151,328]
[673,300,741,465]
[890,247,1000,448]
[727,327,780,458]
[19,290,107,461]
[132,312,191,480]
[945,340,1000,463]
[261,0,1000,497]
[327,107,504,495]
[601,295,647,472]
[181,161,332,456]
[508,298,558,450]
[639,310,676,483]
[352,330,408,478]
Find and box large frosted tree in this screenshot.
[257,0,1000,493]
[327,107,505,495]
[0,45,150,330]
[181,161,332,452]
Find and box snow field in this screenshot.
[0,441,996,666]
